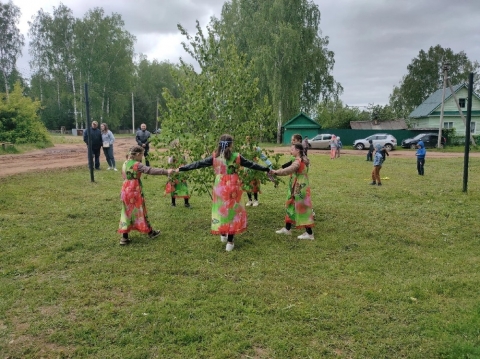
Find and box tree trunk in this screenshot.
[72,73,78,129]
[2,71,9,100]
[276,100,282,144]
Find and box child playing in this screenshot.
[118,145,172,245]
[330,135,338,159]
[166,155,191,208]
[176,134,271,251]
[336,136,342,158]
[271,143,314,240]
[366,139,374,161]
[415,140,426,175]
[243,135,273,207]
[370,144,384,186]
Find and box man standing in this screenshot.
[83,120,103,170]
[136,123,151,166]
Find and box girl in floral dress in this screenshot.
[118,146,172,245]
[272,143,314,240]
[177,134,271,251]
[165,155,191,208]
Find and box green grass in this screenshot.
[1,154,480,358]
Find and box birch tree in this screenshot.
[0,1,24,99]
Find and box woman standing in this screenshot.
[100,123,117,171]
[271,143,314,240]
[176,134,271,251]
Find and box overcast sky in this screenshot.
[11,0,480,107]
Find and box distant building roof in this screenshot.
[409,83,464,118]
[349,119,408,130]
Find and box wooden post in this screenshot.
[463,73,474,192]
[438,63,448,148]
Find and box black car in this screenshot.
[401,133,446,149]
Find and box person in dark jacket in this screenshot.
[136,123,152,166]
[415,140,426,175]
[83,120,103,170]
[366,139,374,161]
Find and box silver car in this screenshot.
[307,134,335,149]
[353,133,397,151]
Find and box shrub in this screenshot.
[0,82,52,145]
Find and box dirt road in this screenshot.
[0,138,477,178]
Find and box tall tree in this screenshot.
[74,8,135,128]
[126,56,181,130]
[0,1,24,99]
[214,0,342,142]
[29,5,77,127]
[389,45,480,118]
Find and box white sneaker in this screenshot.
[252,200,259,207]
[246,201,253,206]
[220,235,228,243]
[275,228,291,235]
[297,232,314,240]
[113,168,118,171]
[226,242,234,251]
[107,167,112,170]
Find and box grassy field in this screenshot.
[0,153,479,358]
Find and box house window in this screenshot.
[459,98,466,108]
[443,122,454,129]
[471,122,476,134]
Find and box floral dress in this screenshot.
[276,158,314,228]
[165,156,190,199]
[179,152,270,235]
[118,160,167,234]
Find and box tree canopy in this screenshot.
[213,0,342,141]
[389,45,480,119]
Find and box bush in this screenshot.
[0,82,52,145]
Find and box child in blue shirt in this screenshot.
[415,140,426,175]
[370,144,384,186]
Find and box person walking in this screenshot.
[136,123,152,166]
[370,144,384,186]
[83,120,103,170]
[176,134,271,251]
[415,140,426,175]
[100,123,117,171]
[118,146,172,245]
[271,143,314,240]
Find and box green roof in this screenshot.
[409,83,464,118]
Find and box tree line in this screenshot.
[1,0,479,142]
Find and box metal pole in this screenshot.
[462,73,473,192]
[85,83,94,182]
[132,92,135,134]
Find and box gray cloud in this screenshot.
[12,0,480,106]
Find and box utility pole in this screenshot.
[131,92,135,134]
[156,97,159,132]
[439,62,476,147]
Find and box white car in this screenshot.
[307,134,335,149]
[353,133,397,151]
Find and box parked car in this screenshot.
[307,133,335,149]
[353,133,397,151]
[401,133,446,149]
[153,128,162,134]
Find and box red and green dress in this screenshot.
[165,157,190,199]
[179,152,270,235]
[275,157,314,228]
[118,160,168,234]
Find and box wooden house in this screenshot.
[408,83,480,135]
